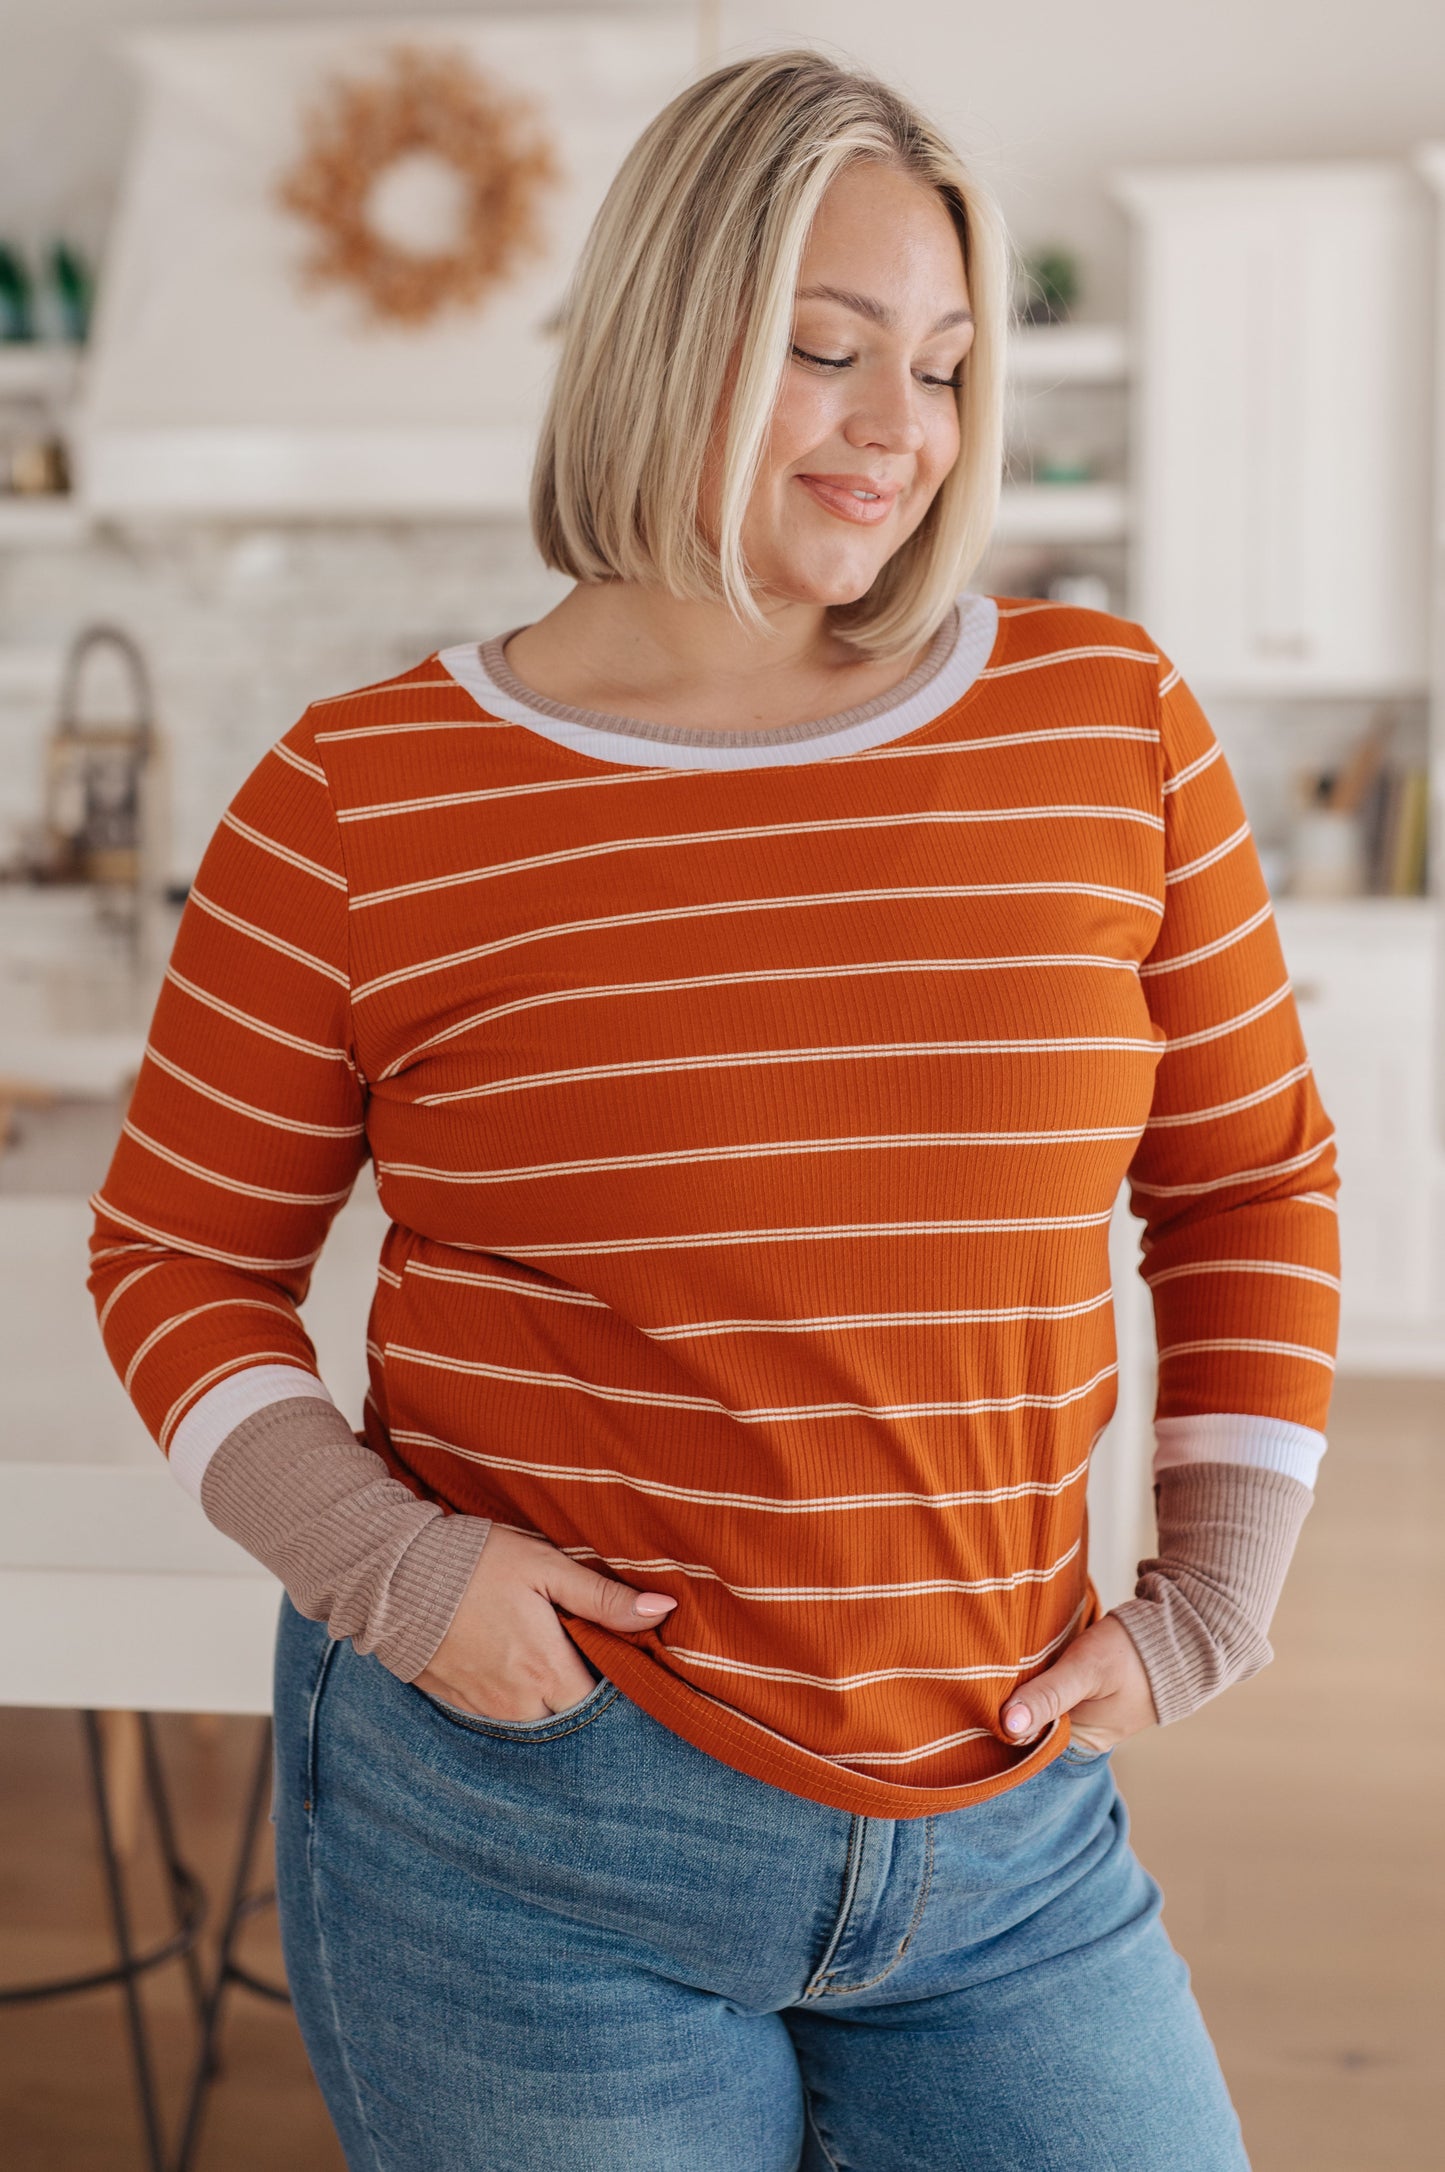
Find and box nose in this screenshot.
[842,367,927,458]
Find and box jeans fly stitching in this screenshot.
[802,1816,866,1999]
[821,1815,936,1997]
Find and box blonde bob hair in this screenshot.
[530,50,1012,662]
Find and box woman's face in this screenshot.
[738,161,975,612]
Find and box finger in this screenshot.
[541,1554,677,1633]
[1002,1642,1107,1743]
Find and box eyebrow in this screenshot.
[795,284,974,335]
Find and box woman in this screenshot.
[90,50,1337,2172]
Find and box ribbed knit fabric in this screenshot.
[88,596,1339,1817]
[199,1395,492,1682]
[1112,1461,1314,1723]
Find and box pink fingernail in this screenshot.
[1004,1704,1031,1734]
[635,1595,676,1617]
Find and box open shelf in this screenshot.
[1008,323,1130,385]
[994,481,1129,544]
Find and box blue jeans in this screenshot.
[273,1598,1249,2171]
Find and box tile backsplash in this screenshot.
[0,518,567,882]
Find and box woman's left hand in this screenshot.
[1001,1613,1158,1754]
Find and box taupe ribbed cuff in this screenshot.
[199,1396,491,1682]
[1110,1460,1314,1726]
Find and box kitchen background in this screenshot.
[1,2,1442,2169]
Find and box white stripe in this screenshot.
[309,676,463,705]
[1157,979,1291,1053]
[124,1297,293,1392]
[1144,1257,1340,1294]
[355,946,1138,1019]
[336,765,668,822]
[1157,1336,1335,1371]
[351,804,1165,913]
[385,1343,1118,1424]
[1165,821,1251,887]
[274,741,327,785]
[404,1258,607,1306]
[1157,664,1183,696]
[450,1210,1115,1262]
[316,718,514,741]
[88,1191,324,1275]
[646,1293,1115,1339]
[142,1043,365,1139]
[979,644,1157,679]
[188,887,349,985]
[123,1120,354,1207]
[1130,1135,1334,1199]
[382,1124,1143,1187]
[839,1726,998,1765]
[849,724,1161,767]
[168,1365,336,1498]
[1295,1191,1338,1213]
[222,812,347,889]
[1153,1411,1327,1488]
[1139,901,1273,978]
[362,881,1162,1031]
[1143,1064,1312,1130]
[1161,740,1220,795]
[97,1259,164,1334]
[416,1035,1162,1111]
[393,1426,1096,1515]
[159,1351,324,1453]
[665,1608,1088,1691]
[166,966,350,1063]
[576,1538,1080,1602]
[995,600,1068,616]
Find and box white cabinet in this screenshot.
[1114,164,1433,697]
[1274,900,1445,1370]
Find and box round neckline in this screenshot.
[481,605,961,749]
[437,593,1003,773]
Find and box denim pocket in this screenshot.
[415,1673,620,1742]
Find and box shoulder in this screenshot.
[283,652,471,763]
[983,594,1163,680]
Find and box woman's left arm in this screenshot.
[1004,646,1341,1752]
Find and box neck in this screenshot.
[504,578,920,733]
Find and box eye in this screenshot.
[791,344,851,371]
[919,369,964,391]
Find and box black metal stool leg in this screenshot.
[137,1714,208,2032]
[173,1719,280,2172]
[82,1708,169,2172]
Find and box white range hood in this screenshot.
[78,13,695,519]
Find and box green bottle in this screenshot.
[0,244,36,341]
[49,241,93,343]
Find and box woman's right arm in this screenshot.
[88,708,672,1709]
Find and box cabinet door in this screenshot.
[1119,165,1432,694]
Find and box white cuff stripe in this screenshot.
[169,1365,336,1501]
[1153,1412,1326,1490]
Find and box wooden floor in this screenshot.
[1,1373,1440,2170]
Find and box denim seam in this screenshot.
[823,1815,936,1997]
[302,1638,388,2172]
[418,1681,621,1742]
[804,2091,847,2172]
[802,1816,867,1999]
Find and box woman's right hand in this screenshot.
[411,1525,676,1720]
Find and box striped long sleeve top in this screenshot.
[89,593,1339,1816]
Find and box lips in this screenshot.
[795,473,901,526]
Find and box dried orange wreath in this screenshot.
[277,45,559,326]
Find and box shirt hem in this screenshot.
[563,1613,1089,1819]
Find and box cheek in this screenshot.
[761,374,842,489]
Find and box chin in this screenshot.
[759,552,889,610]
